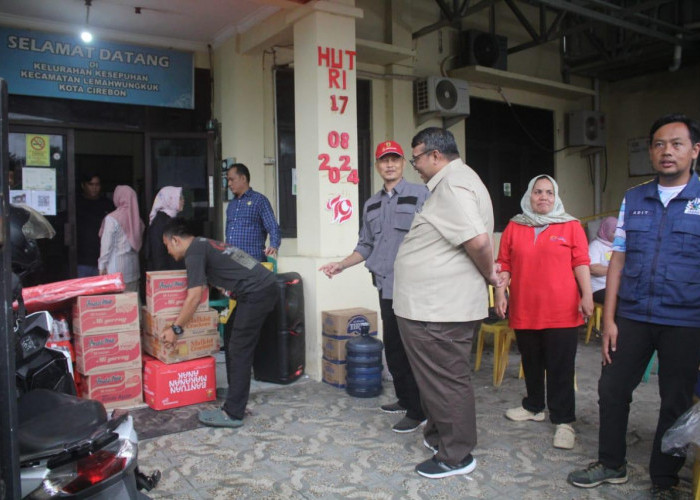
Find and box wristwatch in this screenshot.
[171,324,184,336]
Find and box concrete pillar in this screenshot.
[280,2,380,381]
[294,7,360,256]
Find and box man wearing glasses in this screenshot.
[393,127,501,479]
[319,140,429,433]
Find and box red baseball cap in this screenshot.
[375,140,404,159]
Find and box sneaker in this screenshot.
[650,486,681,499]
[415,454,476,479]
[392,416,425,433]
[422,438,438,454]
[553,423,575,449]
[567,461,628,488]
[380,401,406,413]
[505,406,545,422]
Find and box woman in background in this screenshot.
[145,186,185,271]
[495,175,593,450]
[588,216,617,304]
[98,185,145,293]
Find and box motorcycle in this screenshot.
[10,204,160,499]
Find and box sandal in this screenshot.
[198,409,244,428]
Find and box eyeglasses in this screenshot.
[409,149,435,167]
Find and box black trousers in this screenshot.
[515,327,578,424]
[598,316,700,488]
[222,283,278,420]
[380,297,424,421]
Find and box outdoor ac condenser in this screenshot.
[414,76,470,117]
[566,110,606,147]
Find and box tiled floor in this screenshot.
[137,332,697,499]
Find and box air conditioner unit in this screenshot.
[459,30,508,70]
[414,77,470,117]
[566,110,606,147]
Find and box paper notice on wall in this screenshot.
[25,135,51,166]
[22,167,56,191]
[11,190,56,215]
[9,190,29,205]
[30,191,56,215]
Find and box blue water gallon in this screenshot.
[345,322,383,398]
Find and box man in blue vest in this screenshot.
[568,114,700,498]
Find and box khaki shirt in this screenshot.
[393,159,494,322]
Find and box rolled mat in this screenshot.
[15,273,126,312]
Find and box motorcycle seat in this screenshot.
[18,389,108,459]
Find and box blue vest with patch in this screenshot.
[617,173,700,327]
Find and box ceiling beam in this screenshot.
[505,0,539,41]
[581,0,694,35]
[412,0,500,39]
[531,0,682,45]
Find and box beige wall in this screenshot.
[211,0,700,380]
[601,64,700,213]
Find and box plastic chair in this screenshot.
[585,302,604,344]
[475,286,514,387]
[693,454,699,500]
[642,351,658,383]
[266,256,278,273]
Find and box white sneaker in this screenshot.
[505,406,546,422]
[553,423,575,449]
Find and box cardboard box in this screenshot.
[322,332,378,362]
[142,307,219,339]
[142,354,216,410]
[75,329,142,375]
[321,308,378,338]
[145,270,209,315]
[73,292,139,335]
[322,357,346,388]
[141,331,220,364]
[79,368,143,410]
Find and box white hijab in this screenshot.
[510,175,577,227]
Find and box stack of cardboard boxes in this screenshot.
[141,271,219,410]
[321,307,377,388]
[73,291,143,409]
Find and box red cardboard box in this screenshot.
[142,355,216,410]
[73,292,139,335]
[74,329,142,375]
[141,331,220,364]
[145,271,209,315]
[142,307,219,339]
[79,368,143,410]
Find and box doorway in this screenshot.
[8,127,215,284]
[465,97,554,231]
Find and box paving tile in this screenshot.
[139,333,696,499]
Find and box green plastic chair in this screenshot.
[642,351,658,383]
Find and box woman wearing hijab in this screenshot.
[494,175,593,450]
[145,186,185,271]
[588,216,617,304]
[98,185,145,293]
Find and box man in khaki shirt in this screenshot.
[393,127,501,479]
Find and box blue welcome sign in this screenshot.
[0,27,194,109]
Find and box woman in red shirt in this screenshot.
[495,175,593,450]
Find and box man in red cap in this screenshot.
[319,140,429,433]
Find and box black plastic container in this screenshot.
[345,322,383,398]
